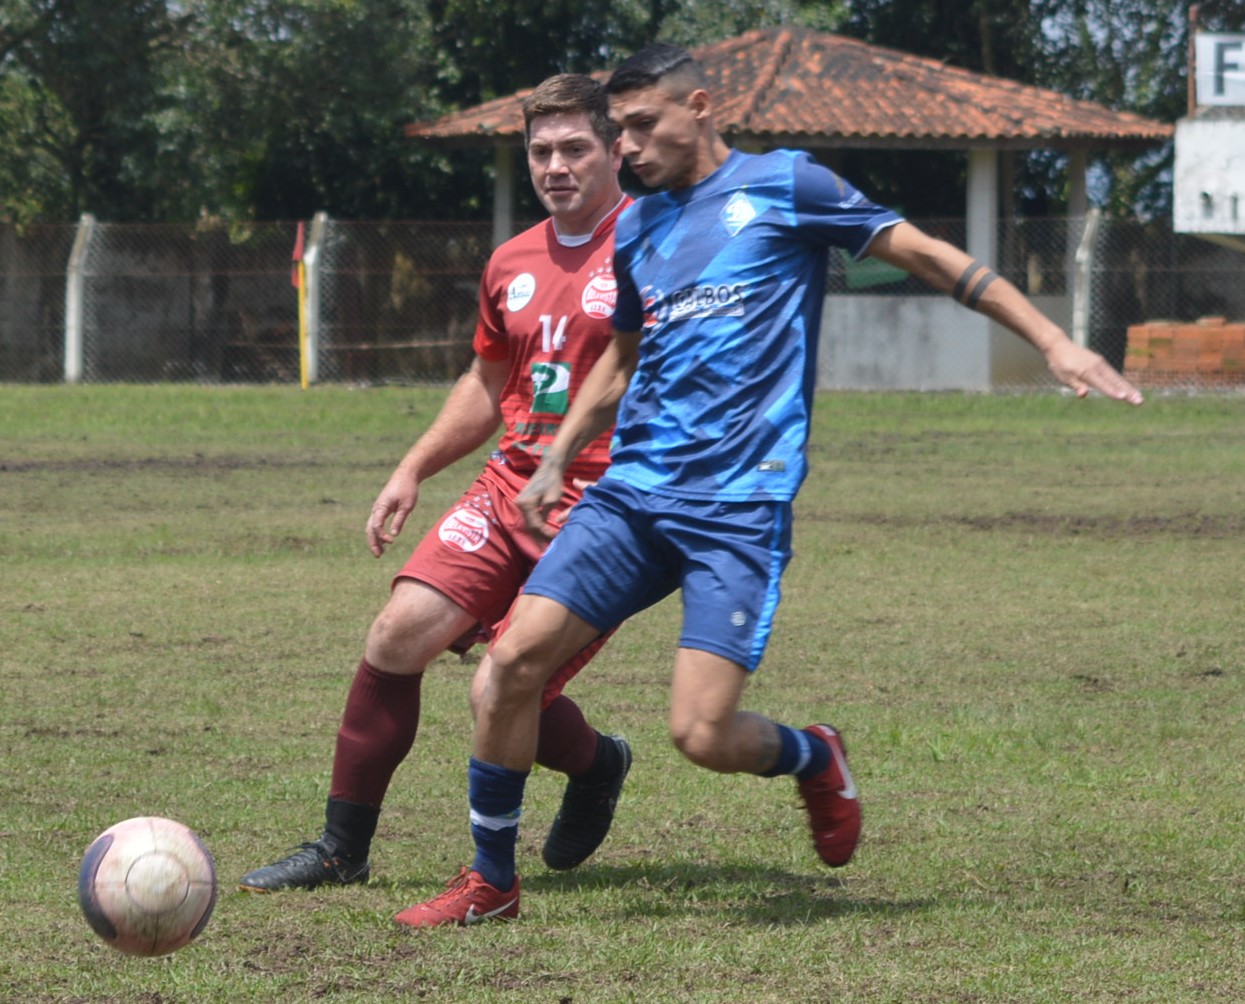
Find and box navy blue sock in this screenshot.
[759,724,830,781]
[468,757,527,891]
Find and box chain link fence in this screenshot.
[0,217,494,385]
[0,223,77,382]
[311,219,490,384]
[829,214,1241,392]
[79,220,304,382]
[2,214,1243,390]
[1093,219,1245,389]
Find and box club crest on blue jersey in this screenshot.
[721,191,757,236]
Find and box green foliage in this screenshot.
[3,385,1244,1002]
[656,0,848,48]
[1,1,1240,223]
[0,0,191,221]
[844,0,1245,218]
[844,0,1041,77]
[0,0,487,222]
[1033,0,1241,218]
[179,0,453,220]
[425,0,652,102]
[0,60,71,221]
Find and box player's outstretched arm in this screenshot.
[866,222,1143,406]
[516,329,641,539]
[1033,336,1143,403]
[366,356,506,557]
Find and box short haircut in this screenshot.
[606,43,708,98]
[521,74,618,148]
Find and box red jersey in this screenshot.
[473,197,630,493]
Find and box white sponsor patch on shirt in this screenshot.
[506,273,536,312]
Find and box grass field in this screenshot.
[2,384,1243,1003]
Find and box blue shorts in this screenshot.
[523,478,793,671]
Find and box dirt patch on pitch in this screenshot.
[0,454,318,474]
[820,509,1244,539]
[951,510,1243,539]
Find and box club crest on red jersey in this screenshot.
[581,262,617,319]
[438,507,490,552]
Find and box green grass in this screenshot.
[3,385,1244,1003]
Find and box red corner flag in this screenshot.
[291,221,306,288]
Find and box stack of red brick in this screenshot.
[1125,317,1245,386]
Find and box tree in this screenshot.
[0,0,191,221]
[842,0,1245,217]
[177,0,456,219]
[655,0,847,48]
[1033,0,1242,217]
[424,0,653,104]
[2,0,1239,223]
[843,0,1040,78]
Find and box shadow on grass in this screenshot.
[539,863,930,925]
[372,862,931,926]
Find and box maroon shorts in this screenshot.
[395,463,609,708]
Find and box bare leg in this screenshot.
[471,594,602,770]
[364,578,478,674]
[667,647,782,774]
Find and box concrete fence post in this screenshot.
[302,211,329,384]
[1072,208,1101,349]
[64,213,96,383]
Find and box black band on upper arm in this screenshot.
[965,269,999,309]
[952,261,981,303]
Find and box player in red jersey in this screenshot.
[241,74,632,893]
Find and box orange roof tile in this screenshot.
[406,27,1172,151]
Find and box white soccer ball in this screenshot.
[77,816,217,957]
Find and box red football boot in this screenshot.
[797,724,861,867]
[394,867,520,928]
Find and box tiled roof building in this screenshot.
[407,27,1171,152]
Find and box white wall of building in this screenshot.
[818,294,1065,390]
[1173,118,1245,236]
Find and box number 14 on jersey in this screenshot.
[540,314,568,353]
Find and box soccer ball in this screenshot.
[77,816,217,957]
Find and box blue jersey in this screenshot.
[609,149,902,502]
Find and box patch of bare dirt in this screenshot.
[811,509,1243,539]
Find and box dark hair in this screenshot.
[606,43,707,97]
[521,74,618,147]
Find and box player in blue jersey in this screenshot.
[395,43,1143,927]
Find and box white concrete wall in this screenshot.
[818,293,1067,390]
[1173,118,1245,235]
[991,294,1069,386]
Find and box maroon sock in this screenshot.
[535,694,600,777]
[329,659,422,806]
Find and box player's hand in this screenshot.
[516,462,566,543]
[550,478,597,528]
[1045,340,1144,405]
[366,472,419,557]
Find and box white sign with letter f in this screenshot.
[1196,34,1245,107]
